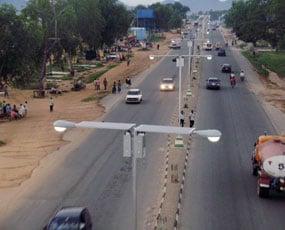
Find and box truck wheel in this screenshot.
[252,167,258,176]
[257,185,269,198]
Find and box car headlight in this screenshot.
[160,85,165,89]
[169,85,174,89]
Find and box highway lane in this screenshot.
[180,29,285,230]
[2,39,191,229]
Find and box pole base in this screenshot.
[174,136,184,147]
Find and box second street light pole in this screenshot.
[177,56,184,126]
[132,129,137,230]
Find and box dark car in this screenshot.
[206,78,221,90]
[44,207,92,230]
[221,64,232,73]
[218,49,226,56]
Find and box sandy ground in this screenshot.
[0,32,178,188]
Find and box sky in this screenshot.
[120,0,162,6]
[120,0,231,11]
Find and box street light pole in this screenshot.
[53,120,221,230]
[132,129,137,230]
[178,56,182,123]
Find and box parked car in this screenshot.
[221,64,232,73]
[206,78,221,90]
[218,49,226,56]
[125,89,143,104]
[44,207,92,230]
[160,78,175,91]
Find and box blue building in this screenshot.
[135,9,156,31]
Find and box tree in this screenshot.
[0,4,42,87]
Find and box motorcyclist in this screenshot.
[240,70,245,81]
[230,73,236,88]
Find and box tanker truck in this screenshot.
[252,135,285,198]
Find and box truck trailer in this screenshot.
[252,135,285,198]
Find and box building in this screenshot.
[135,9,156,31]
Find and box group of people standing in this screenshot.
[93,76,132,94]
[0,100,28,119]
[179,110,195,128]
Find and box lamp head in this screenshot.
[53,120,76,132]
[206,55,212,60]
[194,129,221,142]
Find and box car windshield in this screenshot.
[209,79,220,83]
[162,79,174,84]
[49,217,80,230]
[128,91,140,95]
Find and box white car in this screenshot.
[125,89,143,103]
[169,40,181,49]
[203,42,213,51]
[160,78,175,91]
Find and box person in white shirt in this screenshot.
[18,104,26,117]
[179,110,185,127]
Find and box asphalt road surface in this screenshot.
[2,39,191,229]
[180,29,285,230]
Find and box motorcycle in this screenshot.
[230,77,236,88]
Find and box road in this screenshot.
[1,38,190,229]
[180,28,285,229]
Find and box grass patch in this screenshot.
[0,140,6,147]
[242,51,269,77]
[242,51,285,78]
[81,95,98,102]
[258,52,285,78]
[86,64,119,83]
[87,69,109,83]
[82,92,109,102]
[61,75,72,80]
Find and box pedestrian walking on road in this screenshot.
[127,58,130,66]
[126,77,131,88]
[103,78,108,91]
[189,110,195,128]
[117,80,121,93]
[49,97,54,112]
[157,44,160,50]
[112,81,117,94]
[179,110,185,127]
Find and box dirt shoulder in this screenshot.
[0,32,178,189]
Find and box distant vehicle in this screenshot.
[215,43,221,50]
[169,40,181,49]
[44,207,92,230]
[203,42,212,51]
[106,53,119,61]
[218,49,226,56]
[160,78,175,91]
[125,89,143,103]
[252,135,285,198]
[206,78,221,90]
[221,64,232,73]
